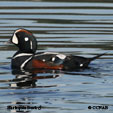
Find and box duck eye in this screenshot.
[25,37,29,41]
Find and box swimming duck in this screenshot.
[10,29,105,71]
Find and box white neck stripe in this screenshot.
[13,53,33,59]
[30,41,33,49]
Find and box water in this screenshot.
[0,0,113,113]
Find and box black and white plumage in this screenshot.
[9,29,105,71]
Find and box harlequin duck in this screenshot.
[10,29,105,71]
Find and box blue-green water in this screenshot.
[0,0,113,113]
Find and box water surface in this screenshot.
[0,0,113,113]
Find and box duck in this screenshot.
[9,29,105,71]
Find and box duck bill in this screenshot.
[4,39,12,44]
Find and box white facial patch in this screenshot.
[25,37,29,41]
[12,33,18,44]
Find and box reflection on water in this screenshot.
[0,0,113,113]
[7,69,61,112]
[11,69,37,88]
[11,69,61,89]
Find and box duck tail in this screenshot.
[89,53,106,61]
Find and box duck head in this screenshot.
[10,29,37,53]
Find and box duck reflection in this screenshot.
[10,69,61,89]
[11,69,37,88]
[8,69,61,113]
